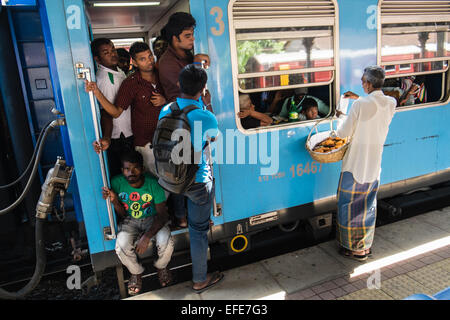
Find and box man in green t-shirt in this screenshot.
[102,150,173,296]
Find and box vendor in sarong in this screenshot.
[335,66,396,261]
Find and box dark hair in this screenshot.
[363,66,385,89]
[129,42,150,59]
[160,25,168,42]
[301,97,318,112]
[179,64,207,96]
[152,35,169,59]
[163,12,196,44]
[152,36,165,49]
[91,38,113,58]
[116,48,130,59]
[120,150,144,168]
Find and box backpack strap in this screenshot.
[181,104,200,114]
[166,102,208,150]
[168,102,199,114]
[168,101,180,113]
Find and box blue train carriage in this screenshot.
[2,0,449,277]
[199,0,450,253]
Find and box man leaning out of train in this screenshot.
[102,150,174,296]
[335,66,396,261]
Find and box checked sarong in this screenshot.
[337,171,379,251]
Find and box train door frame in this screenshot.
[38,0,119,271]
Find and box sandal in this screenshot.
[157,268,173,287]
[128,273,142,296]
[192,271,224,294]
[176,216,188,228]
[338,246,368,262]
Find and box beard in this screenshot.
[126,175,142,184]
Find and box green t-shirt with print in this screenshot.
[111,173,166,219]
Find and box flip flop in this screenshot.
[338,247,368,262]
[192,271,224,294]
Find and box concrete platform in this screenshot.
[127,206,450,300]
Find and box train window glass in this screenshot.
[379,0,450,108]
[236,26,334,91]
[230,0,337,130]
[384,65,396,72]
[380,22,450,76]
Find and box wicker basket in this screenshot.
[305,118,350,163]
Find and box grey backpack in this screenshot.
[152,102,201,194]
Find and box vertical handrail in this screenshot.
[76,63,116,240]
[207,142,220,217]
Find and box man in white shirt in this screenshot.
[91,38,133,176]
[335,66,396,261]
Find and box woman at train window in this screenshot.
[277,87,329,120]
[382,76,427,107]
[335,66,396,261]
[250,90,293,115]
[238,94,273,129]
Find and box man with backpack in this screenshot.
[158,12,212,228]
[155,64,223,293]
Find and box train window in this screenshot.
[230,0,337,130]
[236,27,334,91]
[379,0,450,108]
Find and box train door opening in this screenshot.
[81,0,202,272]
[0,2,86,286]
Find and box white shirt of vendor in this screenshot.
[336,90,396,184]
[96,64,133,139]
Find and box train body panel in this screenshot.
[1,0,449,272]
[192,0,450,227]
[37,0,117,255]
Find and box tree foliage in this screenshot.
[237,40,286,73]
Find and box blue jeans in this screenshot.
[182,180,214,283]
[170,193,186,219]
